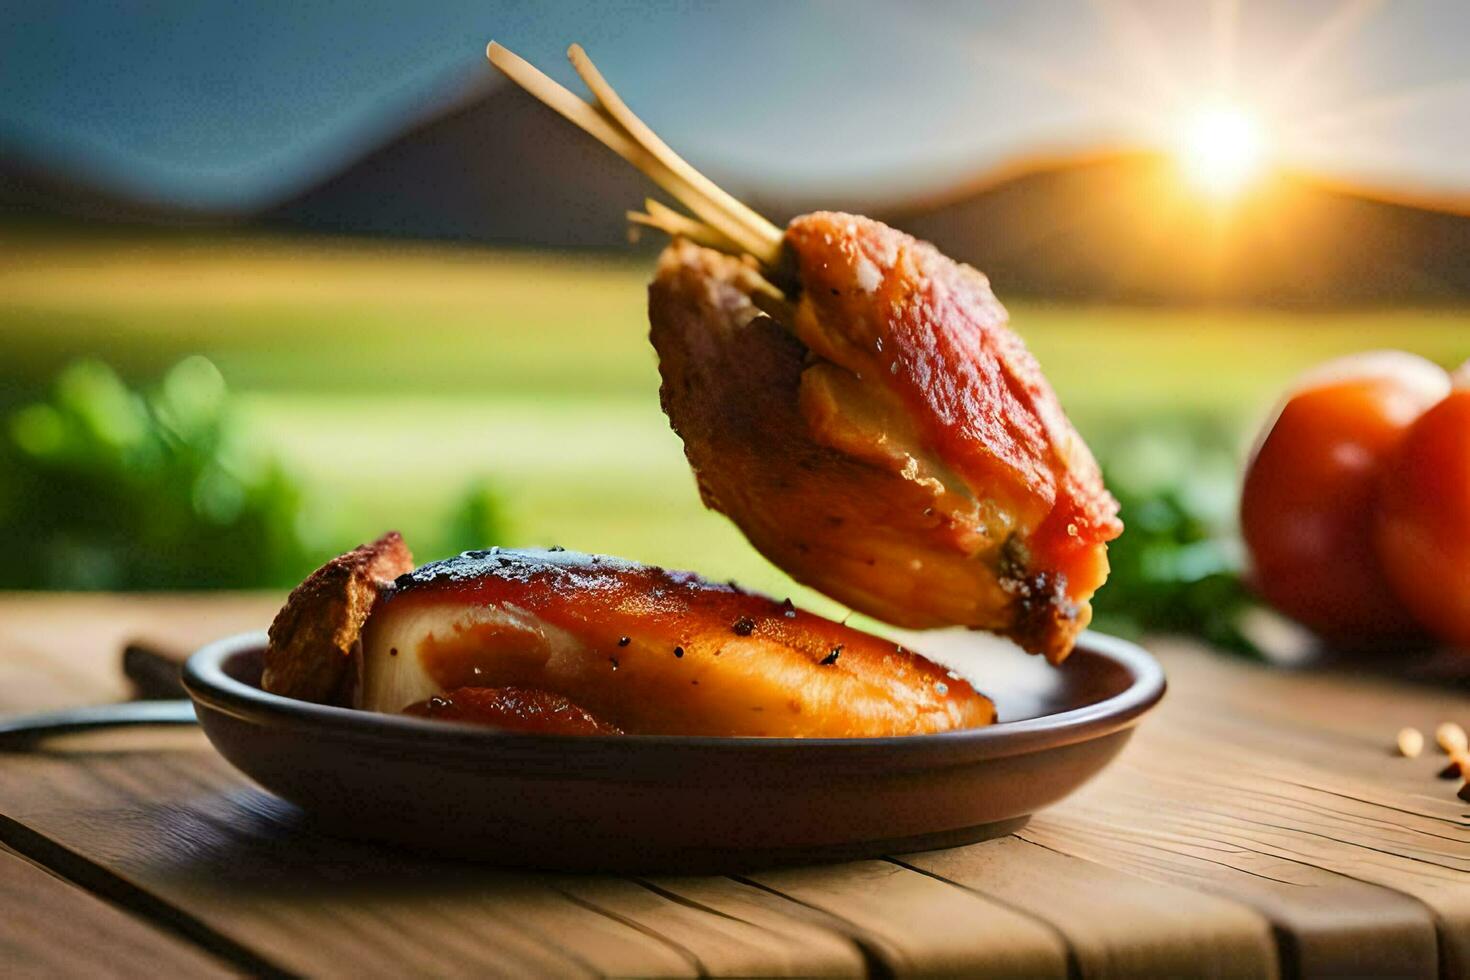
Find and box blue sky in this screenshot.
[3,1,1467,210]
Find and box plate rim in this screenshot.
[184,629,1165,761]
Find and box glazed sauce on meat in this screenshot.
[785,213,1121,601]
[405,552,930,682]
[383,549,993,737]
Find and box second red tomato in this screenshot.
[1375,388,1470,650]
[1240,354,1447,646]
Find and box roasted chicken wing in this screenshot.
[651,215,1120,661]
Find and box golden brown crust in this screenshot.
[648,238,1094,662]
[262,532,414,703]
[371,548,996,736]
[785,212,1121,562]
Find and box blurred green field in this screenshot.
[5,226,1469,605]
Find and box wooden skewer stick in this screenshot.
[485,41,783,267]
[485,42,756,257]
[628,199,742,254]
[486,41,773,260]
[566,45,783,254]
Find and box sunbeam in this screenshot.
[1293,77,1470,140]
[1266,0,1384,104]
[961,33,1166,131]
[1085,0,1187,108]
[1209,0,1241,92]
[885,0,1461,211]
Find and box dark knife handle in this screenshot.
[122,641,189,700]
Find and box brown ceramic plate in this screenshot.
[183,629,1164,872]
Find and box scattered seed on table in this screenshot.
[1397,727,1425,757]
[1435,722,1467,755]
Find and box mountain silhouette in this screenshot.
[887,151,1470,306]
[263,99,1470,305]
[6,82,1469,307]
[264,79,681,249]
[0,150,223,227]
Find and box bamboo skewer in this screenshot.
[565,45,783,252]
[628,199,742,254]
[485,41,784,268]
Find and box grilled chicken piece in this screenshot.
[481,44,1120,664]
[262,531,414,703]
[359,548,994,737]
[651,214,1122,663]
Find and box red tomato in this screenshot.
[1375,388,1470,649]
[1241,353,1447,645]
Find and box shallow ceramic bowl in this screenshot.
[183,630,1164,872]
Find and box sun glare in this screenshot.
[1176,104,1269,200]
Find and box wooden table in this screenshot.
[2,594,1466,978]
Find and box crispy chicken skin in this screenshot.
[262,531,414,703]
[650,214,1121,662]
[360,548,994,737]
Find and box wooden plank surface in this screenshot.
[0,594,1466,978]
[741,860,1071,978]
[0,844,234,978]
[0,592,276,713]
[895,835,1277,979]
[1018,637,1469,979]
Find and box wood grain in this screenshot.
[0,844,233,978]
[1,595,1468,978]
[743,860,1071,978]
[0,745,733,976]
[0,592,276,713]
[553,877,864,976]
[1026,639,1469,979]
[895,836,1279,979]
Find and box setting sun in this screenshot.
[1176,104,1270,200]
